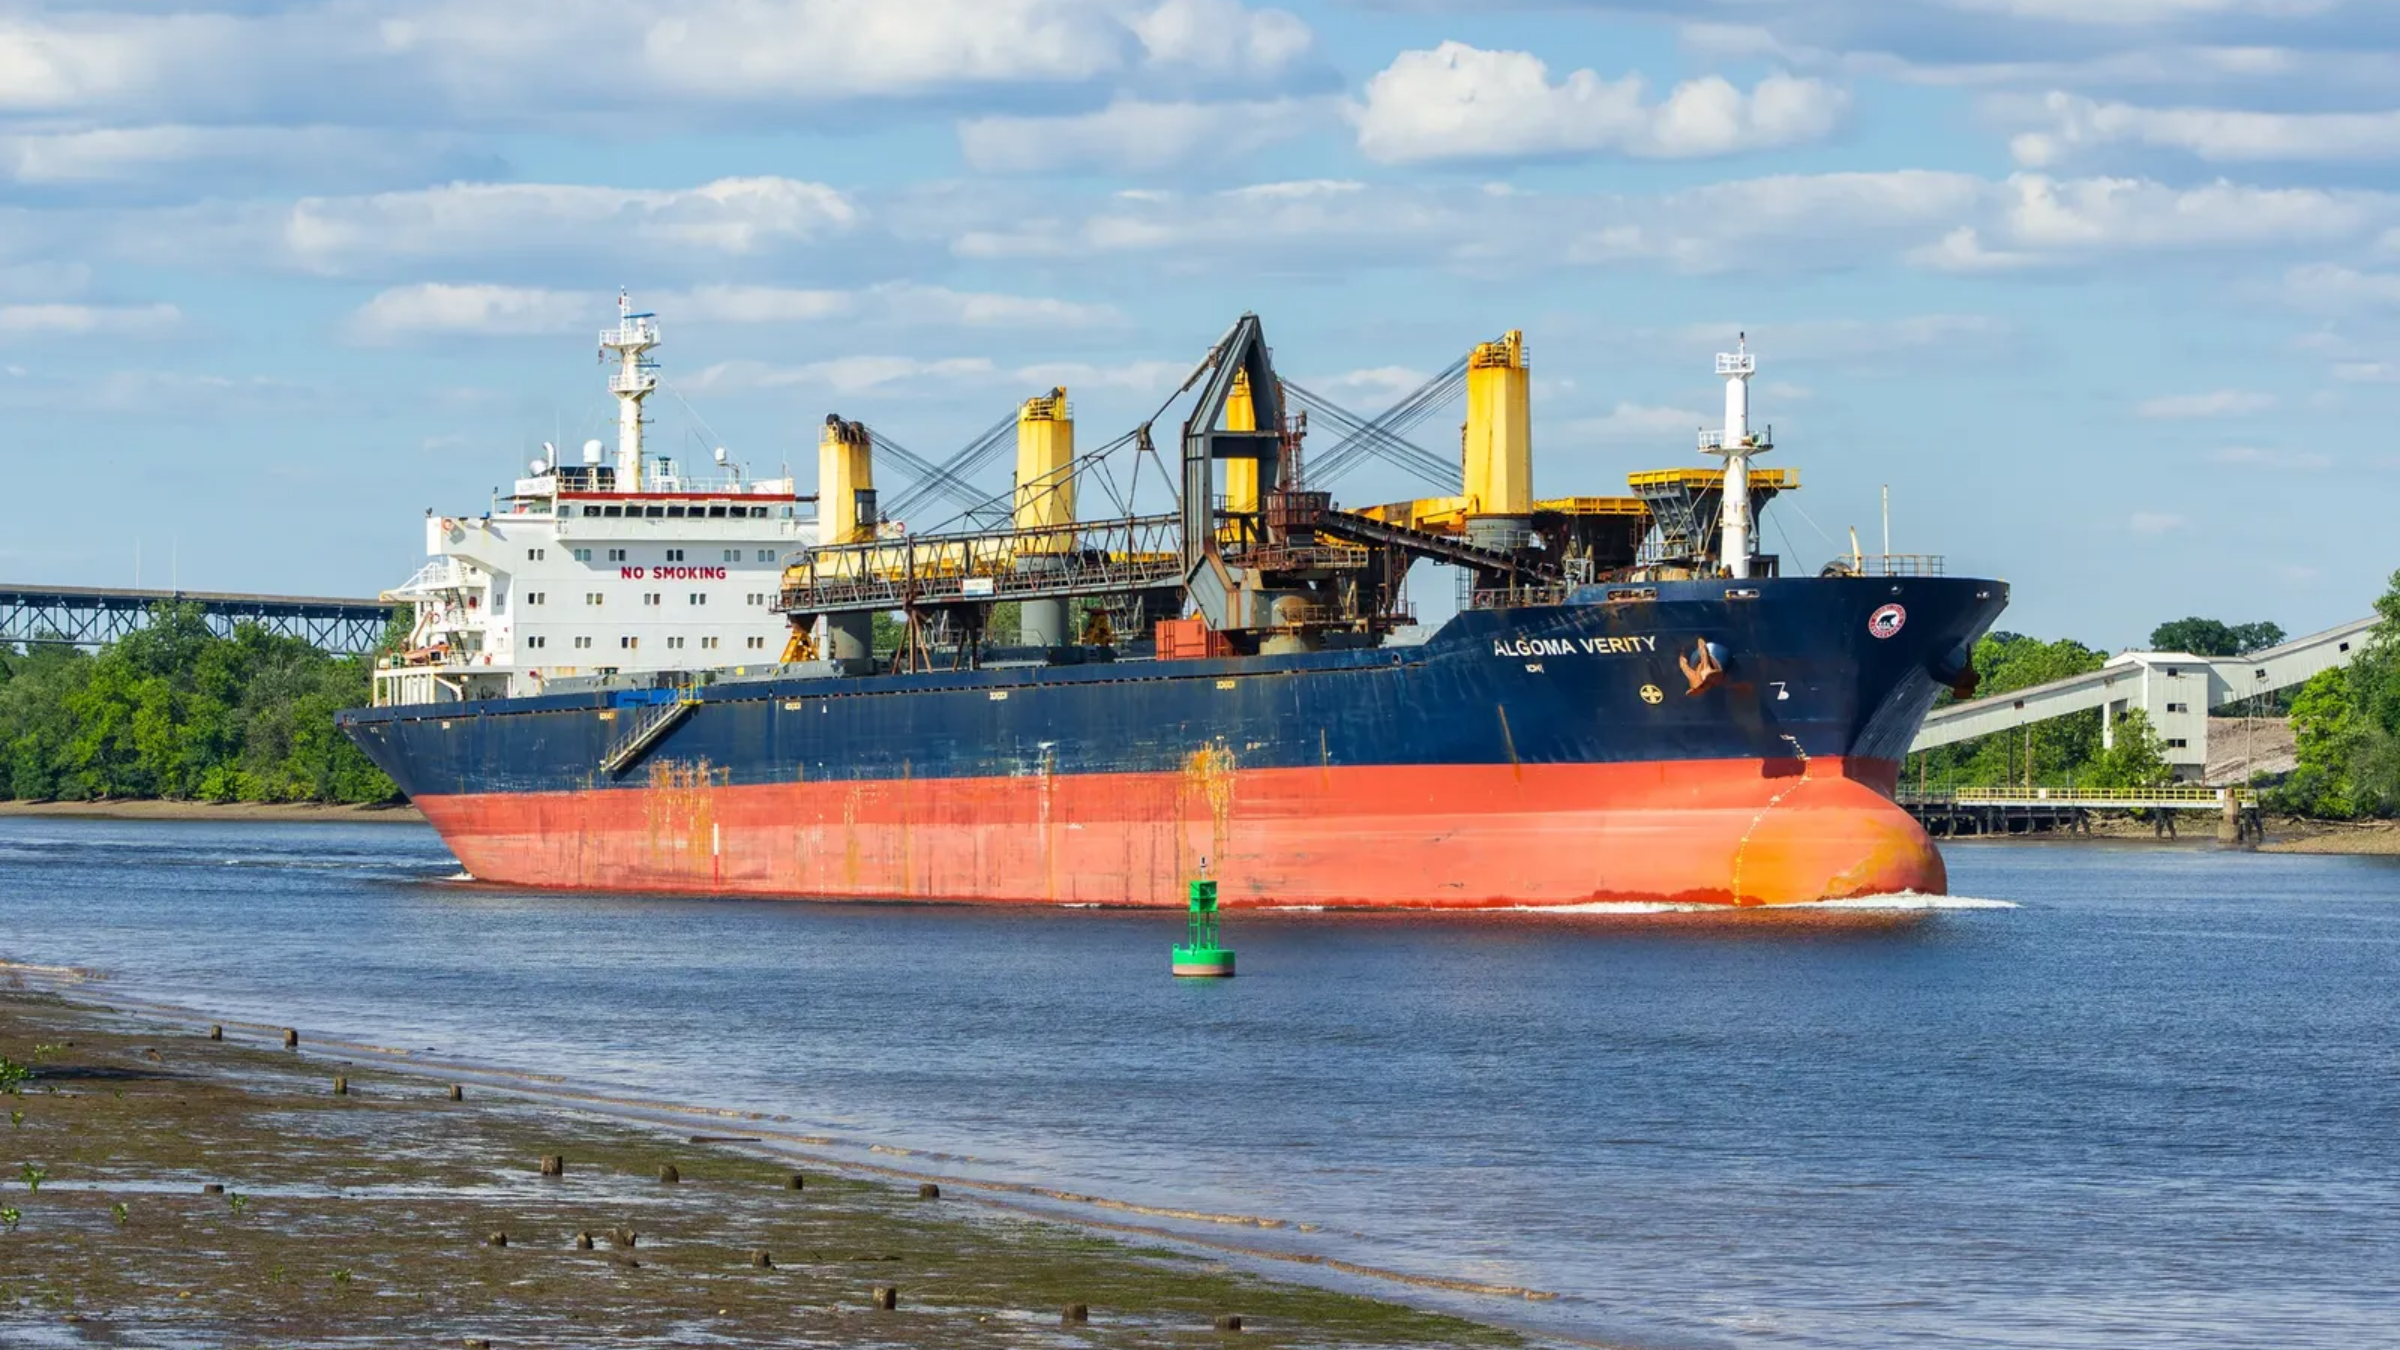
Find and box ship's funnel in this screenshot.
[1462,330,1532,550]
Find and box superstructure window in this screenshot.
[666,548,685,562]
[2166,738,2189,749]
[526,547,546,561]
[621,636,640,650]
[585,592,603,606]
[644,592,662,606]
[746,636,767,651]
[603,505,623,518]
[525,592,545,606]
[524,635,547,650]
[571,548,592,561]
[688,593,707,606]
[702,636,720,650]
[667,505,687,519]
[667,636,686,650]
[645,505,666,518]
[709,505,728,518]
[574,636,592,650]
[582,506,601,518]
[756,549,773,561]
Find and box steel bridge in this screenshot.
[0,584,396,655]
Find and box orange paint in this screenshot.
[414,756,1942,909]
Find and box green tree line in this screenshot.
[0,604,398,805]
[2270,569,2400,818]
[1910,613,2293,793]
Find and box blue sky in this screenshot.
[5,0,2397,650]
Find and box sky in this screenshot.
[5,0,2398,651]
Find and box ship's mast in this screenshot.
[1704,336,1762,579]
[601,289,660,493]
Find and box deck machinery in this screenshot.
[773,315,1796,668]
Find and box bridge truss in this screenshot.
[0,585,396,655]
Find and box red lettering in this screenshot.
[621,566,644,579]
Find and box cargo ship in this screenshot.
[341,301,2006,908]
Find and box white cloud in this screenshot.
[2127,510,2189,534]
[687,352,1184,397]
[1131,0,1310,74]
[1989,173,2379,258]
[347,284,596,343]
[2006,92,2400,167]
[1302,366,1436,403]
[1906,226,2042,271]
[1564,402,1711,442]
[1010,358,1190,391]
[1352,43,1845,164]
[2208,445,2332,468]
[0,302,179,340]
[0,1,1313,125]
[959,97,1322,173]
[2285,263,2400,311]
[127,177,860,277]
[0,124,491,187]
[2138,389,2275,417]
[946,166,2389,278]
[349,281,1126,343]
[2334,361,2400,382]
[1950,0,2334,21]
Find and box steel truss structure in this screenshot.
[0,585,396,655]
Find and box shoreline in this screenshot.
[0,982,1551,1349]
[0,798,424,825]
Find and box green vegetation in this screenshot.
[1912,630,2179,792]
[2148,616,2286,657]
[1908,631,2172,791]
[0,603,397,805]
[2267,569,2400,819]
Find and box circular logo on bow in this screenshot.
[1639,684,1665,704]
[1868,603,1908,640]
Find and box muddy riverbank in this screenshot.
[0,987,1522,1348]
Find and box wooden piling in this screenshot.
[539,1155,565,1177]
[332,1076,348,1096]
[448,1085,464,1102]
[282,1028,298,1049]
[917,1182,940,1199]
[657,1163,680,1184]
[1062,1302,1090,1325]
[208,1025,222,1041]
[1215,1313,1244,1331]
[871,1285,898,1311]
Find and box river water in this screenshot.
[1,817,2393,1349]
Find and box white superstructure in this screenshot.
[373,295,813,706]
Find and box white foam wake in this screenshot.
[1512,891,2018,915]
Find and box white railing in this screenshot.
[384,559,468,600]
[599,318,659,349]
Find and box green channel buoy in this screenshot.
[1172,877,1235,978]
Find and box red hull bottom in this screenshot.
[412,757,1945,909]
